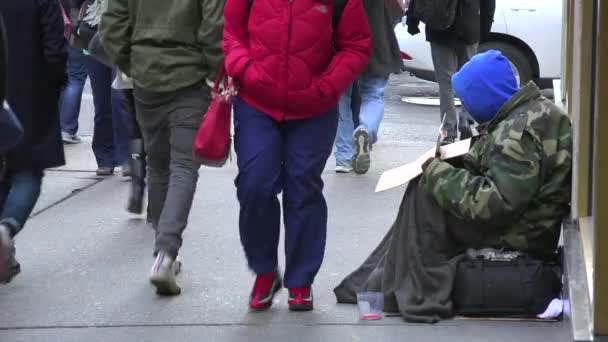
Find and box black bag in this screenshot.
[452,250,562,317]
[412,0,458,31]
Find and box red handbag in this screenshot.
[193,65,235,167]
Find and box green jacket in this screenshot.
[420,82,572,259]
[99,0,225,92]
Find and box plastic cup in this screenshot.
[357,292,384,320]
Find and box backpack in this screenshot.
[247,0,349,30]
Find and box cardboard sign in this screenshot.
[375,138,472,192]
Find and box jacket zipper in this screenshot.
[284,0,294,121]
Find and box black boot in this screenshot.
[127,139,146,214]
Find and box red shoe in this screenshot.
[249,271,282,311]
[288,287,314,311]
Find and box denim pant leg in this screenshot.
[59,48,87,135]
[110,88,133,166]
[357,76,389,144]
[234,98,283,275]
[334,84,354,166]
[85,56,115,168]
[0,169,43,237]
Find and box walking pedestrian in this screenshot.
[69,0,131,176]
[0,0,67,283]
[406,0,496,141]
[101,0,225,295]
[223,0,371,311]
[334,0,404,174]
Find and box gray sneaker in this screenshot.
[149,252,181,295]
[61,132,82,144]
[352,128,371,175]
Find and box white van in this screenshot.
[395,0,562,88]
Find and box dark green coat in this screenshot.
[361,0,404,79]
[100,0,225,92]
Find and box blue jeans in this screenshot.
[59,48,87,135]
[0,169,43,237]
[84,56,131,167]
[334,76,388,166]
[234,99,338,288]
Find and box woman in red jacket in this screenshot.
[223,0,371,311]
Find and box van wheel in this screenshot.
[479,41,534,86]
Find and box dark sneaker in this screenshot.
[249,271,282,311]
[288,287,313,311]
[61,132,82,144]
[149,251,181,296]
[96,167,114,177]
[352,129,371,175]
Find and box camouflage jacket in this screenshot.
[420,82,572,259]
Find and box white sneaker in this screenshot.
[61,132,82,144]
[335,165,353,173]
[149,252,181,295]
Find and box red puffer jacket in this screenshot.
[223,0,372,121]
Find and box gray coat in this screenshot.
[361,0,404,79]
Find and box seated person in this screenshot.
[334,50,572,323]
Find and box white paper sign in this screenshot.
[375,138,472,193]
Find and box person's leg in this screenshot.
[357,75,389,144]
[0,169,44,238]
[456,44,479,140]
[59,47,87,140]
[282,107,338,310]
[110,87,133,171]
[133,88,170,233]
[351,80,361,128]
[334,84,354,170]
[0,169,43,283]
[152,84,208,262]
[84,56,115,172]
[430,43,459,140]
[124,89,146,214]
[234,98,283,275]
[233,98,284,310]
[352,75,389,174]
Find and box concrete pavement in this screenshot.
[0,75,570,342]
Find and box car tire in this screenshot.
[478,41,534,86]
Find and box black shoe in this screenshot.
[352,128,371,175]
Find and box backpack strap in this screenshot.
[247,0,348,30]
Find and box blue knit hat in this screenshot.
[452,50,519,124]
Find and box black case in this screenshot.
[453,255,562,317]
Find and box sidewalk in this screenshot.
[0,86,570,342]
